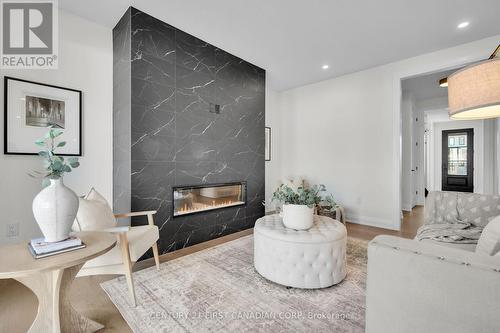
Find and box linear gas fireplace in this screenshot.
[173,182,247,217]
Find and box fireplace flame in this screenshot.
[173,183,246,216]
[176,199,242,215]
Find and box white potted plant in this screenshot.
[272,184,326,230]
[30,127,80,242]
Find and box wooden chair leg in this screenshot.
[152,242,160,270]
[119,233,136,307]
[147,213,161,271]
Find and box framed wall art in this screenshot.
[4,76,82,156]
[265,126,271,161]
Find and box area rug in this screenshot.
[101,235,368,333]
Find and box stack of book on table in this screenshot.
[28,237,86,259]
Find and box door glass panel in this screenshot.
[448,133,467,175]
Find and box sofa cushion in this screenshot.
[424,191,459,224]
[72,188,116,231]
[476,215,500,256]
[457,193,500,227]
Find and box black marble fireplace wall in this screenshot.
[113,7,265,255]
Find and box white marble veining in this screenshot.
[114,7,265,256]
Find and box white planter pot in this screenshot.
[282,204,314,230]
[32,178,79,242]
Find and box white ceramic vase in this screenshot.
[32,178,79,242]
[282,204,314,230]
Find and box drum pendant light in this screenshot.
[448,58,500,119]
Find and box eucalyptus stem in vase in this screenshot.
[31,127,81,242]
[30,127,80,186]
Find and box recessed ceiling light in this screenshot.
[457,21,469,29]
[322,65,329,70]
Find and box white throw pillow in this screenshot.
[72,188,116,231]
[476,215,500,256]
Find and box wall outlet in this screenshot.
[6,223,19,238]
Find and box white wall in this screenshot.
[0,11,112,244]
[401,91,426,210]
[416,96,448,112]
[424,110,450,194]
[401,91,414,211]
[267,35,500,230]
[483,119,497,195]
[264,86,281,211]
[412,104,425,206]
[278,65,396,228]
[497,118,500,194]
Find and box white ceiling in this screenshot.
[402,68,459,102]
[60,0,500,91]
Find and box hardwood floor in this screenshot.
[346,205,424,241]
[0,208,424,333]
[0,229,253,333]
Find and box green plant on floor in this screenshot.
[29,127,80,187]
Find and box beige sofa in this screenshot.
[366,191,500,333]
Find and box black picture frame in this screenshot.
[265,127,271,161]
[4,76,82,156]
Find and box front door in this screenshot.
[442,128,473,192]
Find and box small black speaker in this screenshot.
[209,103,220,114]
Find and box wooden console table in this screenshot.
[0,231,116,333]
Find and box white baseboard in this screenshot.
[346,213,400,231]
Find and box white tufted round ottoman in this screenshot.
[254,214,347,289]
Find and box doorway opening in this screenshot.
[400,66,497,217]
[441,128,474,192]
